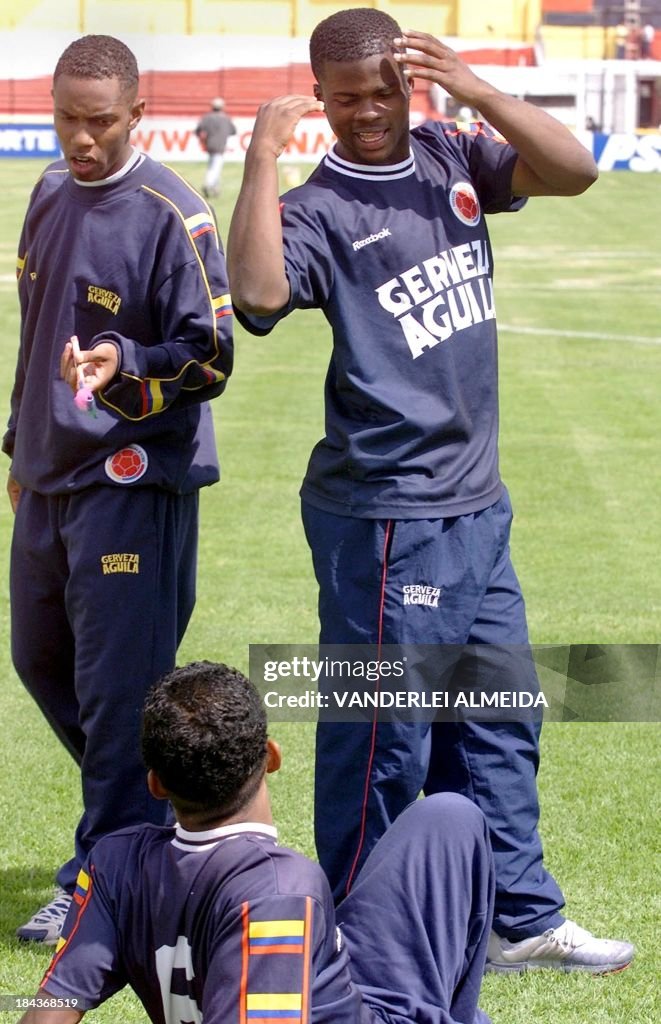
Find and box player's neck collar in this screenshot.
[72,147,145,188]
[173,821,278,851]
[324,143,415,182]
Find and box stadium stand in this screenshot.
[0,1,658,123]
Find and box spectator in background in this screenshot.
[457,104,476,122]
[615,22,628,59]
[195,97,236,199]
[641,23,655,59]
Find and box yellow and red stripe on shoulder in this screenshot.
[185,211,217,240]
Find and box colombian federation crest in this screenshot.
[105,444,148,483]
[449,182,481,227]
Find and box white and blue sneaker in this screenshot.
[16,887,72,945]
[486,919,634,974]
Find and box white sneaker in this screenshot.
[16,887,73,945]
[486,919,634,974]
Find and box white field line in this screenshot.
[500,324,661,347]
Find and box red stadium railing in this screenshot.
[0,48,536,118]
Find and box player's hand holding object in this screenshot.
[61,336,119,412]
[69,334,94,411]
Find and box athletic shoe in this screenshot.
[16,887,72,945]
[486,919,634,974]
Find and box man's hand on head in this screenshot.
[393,32,490,108]
[248,96,325,160]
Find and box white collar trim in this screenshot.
[73,147,144,187]
[324,143,415,181]
[172,821,278,851]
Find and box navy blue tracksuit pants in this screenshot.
[10,486,198,893]
[339,793,494,1024]
[303,491,565,940]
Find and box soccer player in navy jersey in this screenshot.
[228,7,633,974]
[19,661,495,1024]
[5,35,233,945]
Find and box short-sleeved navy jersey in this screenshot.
[238,120,525,518]
[41,822,372,1024]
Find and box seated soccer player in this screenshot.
[18,661,495,1024]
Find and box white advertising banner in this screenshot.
[2,118,659,171]
[131,115,335,163]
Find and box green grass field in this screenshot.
[0,159,659,1022]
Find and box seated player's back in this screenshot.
[42,822,373,1024]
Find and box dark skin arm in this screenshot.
[7,472,20,512]
[226,95,323,315]
[394,31,598,196]
[17,991,84,1024]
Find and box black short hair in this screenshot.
[53,35,139,94]
[310,7,402,79]
[141,661,268,819]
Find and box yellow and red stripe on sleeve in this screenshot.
[42,867,94,987]
[240,898,313,1024]
[213,293,232,320]
[246,992,302,1023]
[249,919,305,956]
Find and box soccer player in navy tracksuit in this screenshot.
[19,662,495,1024]
[4,36,233,944]
[228,8,633,974]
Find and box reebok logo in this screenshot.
[352,228,391,252]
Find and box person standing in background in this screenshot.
[641,23,655,59]
[195,97,236,198]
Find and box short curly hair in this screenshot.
[310,7,402,79]
[53,35,139,94]
[141,661,268,819]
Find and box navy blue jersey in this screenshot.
[40,822,371,1024]
[4,155,233,494]
[238,120,525,518]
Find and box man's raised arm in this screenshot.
[227,96,323,315]
[394,32,598,198]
